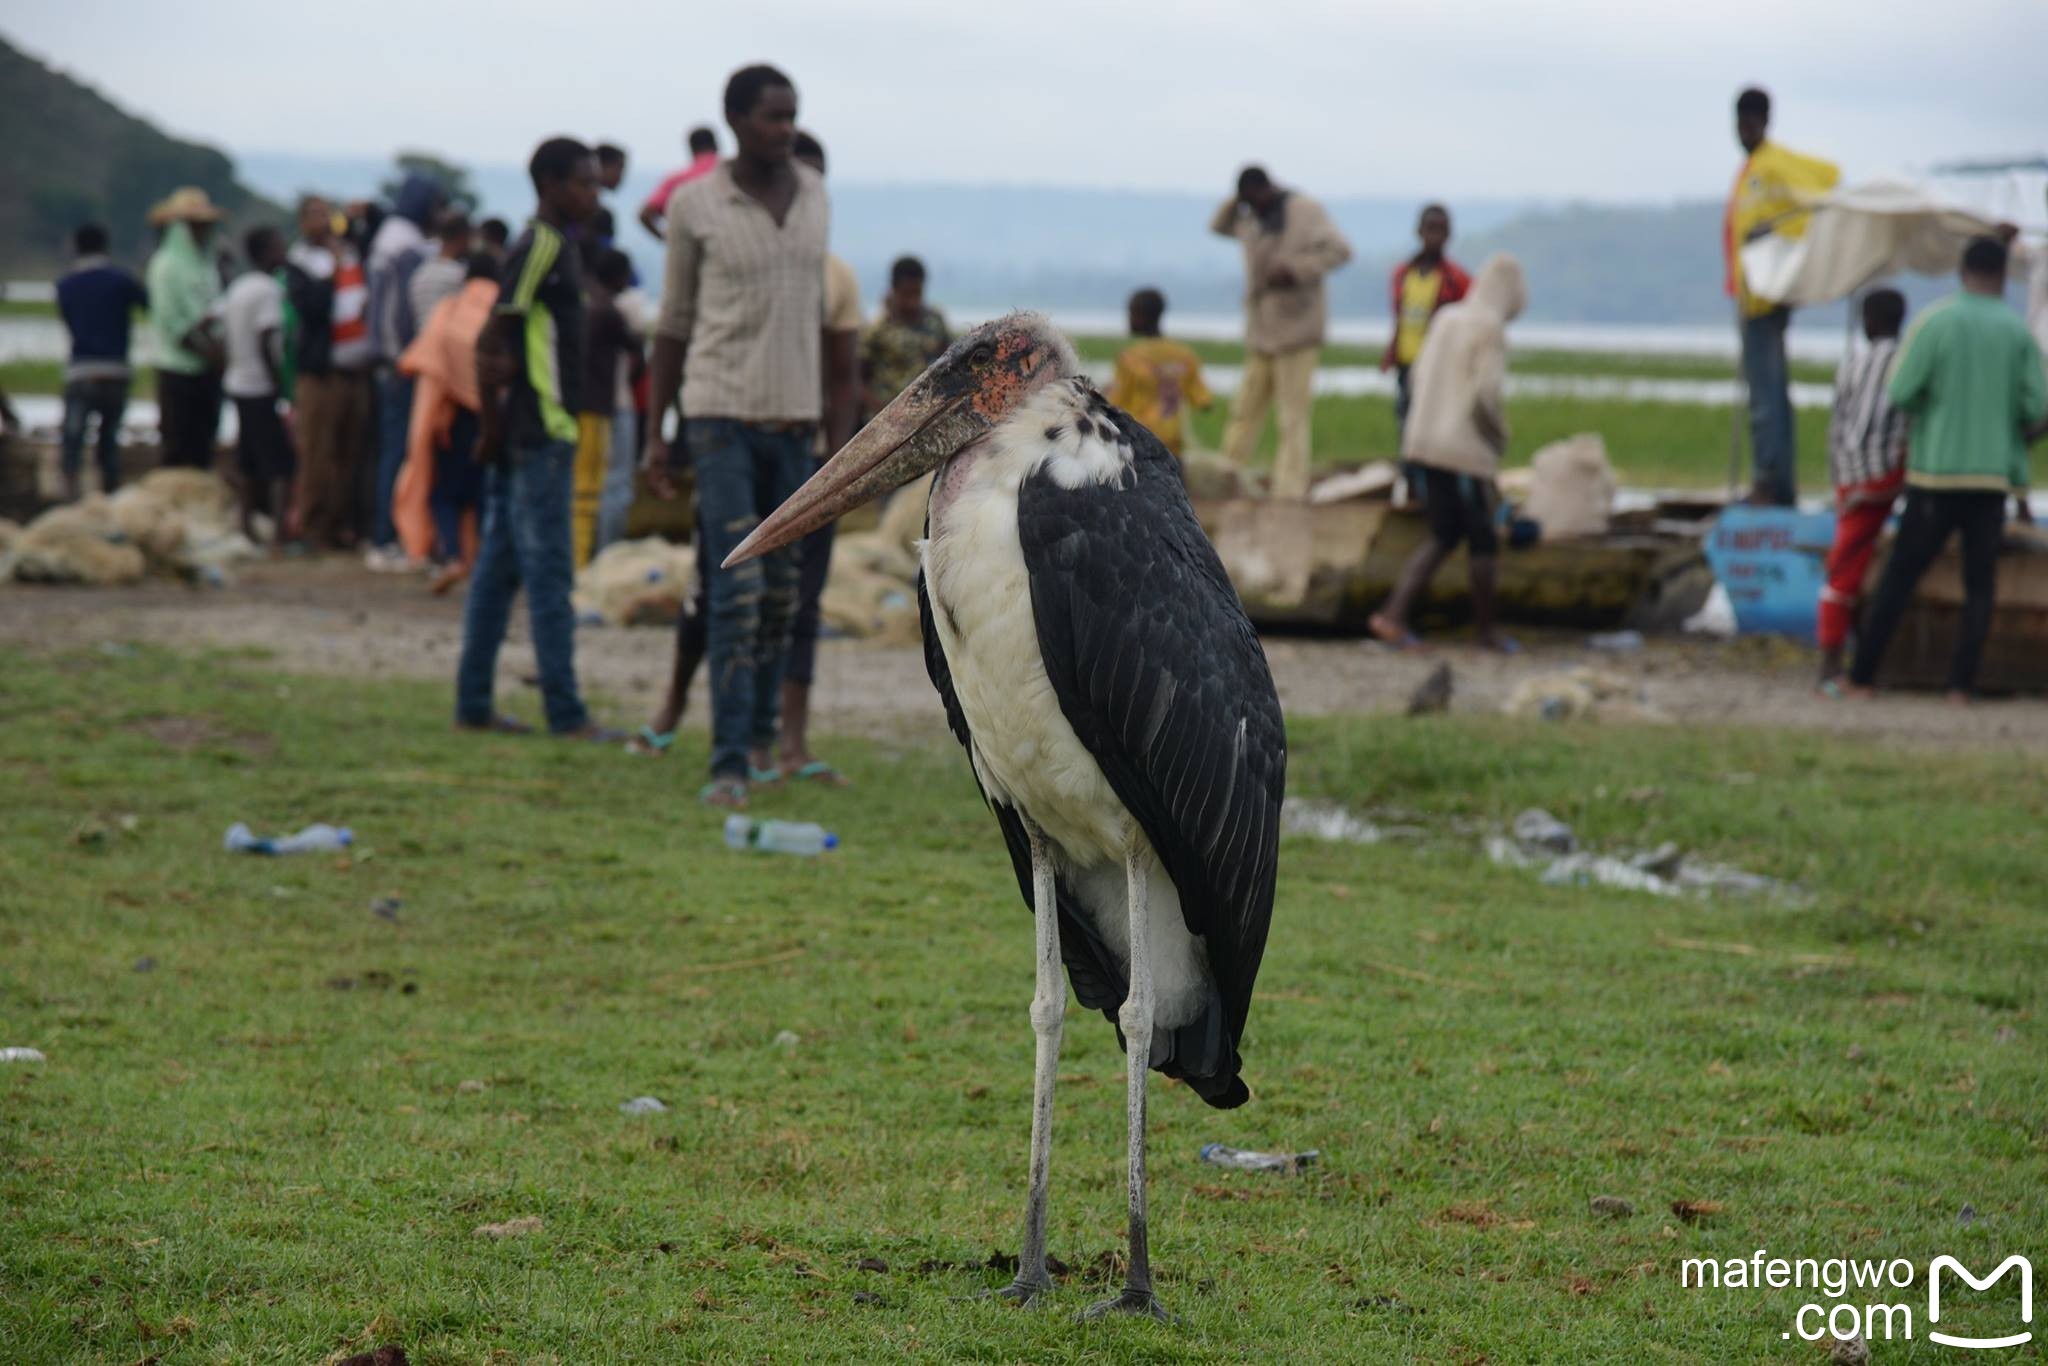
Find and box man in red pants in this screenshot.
[1817,288,1909,690]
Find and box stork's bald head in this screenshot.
[724,313,1078,567]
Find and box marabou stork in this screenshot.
[725,312,1284,1321]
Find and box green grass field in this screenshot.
[3,646,2043,1362]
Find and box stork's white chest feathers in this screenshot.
[921,382,1133,866]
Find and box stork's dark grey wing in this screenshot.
[1017,404,1286,1097]
[918,569,1126,1017]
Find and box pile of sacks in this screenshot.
[3,469,257,586]
[572,537,698,627]
[1497,434,1616,541]
[1502,666,1669,724]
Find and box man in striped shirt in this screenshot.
[639,64,848,807]
[1816,288,1909,688]
[453,137,616,740]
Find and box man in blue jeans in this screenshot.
[55,223,149,501]
[638,64,843,808]
[1726,86,1838,505]
[455,137,617,741]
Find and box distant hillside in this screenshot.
[1,33,284,276]
[229,150,1960,329]
[1464,200,1729,323]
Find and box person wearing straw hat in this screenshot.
[146,187,228,468]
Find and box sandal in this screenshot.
[626,726,676,756]
[789,760,850,787]
[748,764,784,786]
[699,777,748,809]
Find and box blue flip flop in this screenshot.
[626,726,675,756]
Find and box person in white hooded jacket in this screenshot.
[1369,252,1527,651]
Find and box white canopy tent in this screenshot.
[1739,162,2047,363]
[1740,176,2010,308]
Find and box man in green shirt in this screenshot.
[1850,236,2046,700]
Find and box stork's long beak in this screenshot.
[723,376,984,568]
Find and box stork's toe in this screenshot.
[1079,1287,1173,1323]
[968,1275,1053,1308]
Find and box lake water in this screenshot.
[2,296,1850,368]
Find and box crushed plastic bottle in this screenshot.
[224,822,355,855]
[723,815,837,856]
[1199,1143,1320,1173]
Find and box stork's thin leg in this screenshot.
[979,818,1062,1306]
[1082,848,1171,1322]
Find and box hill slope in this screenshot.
[1,33,283,276]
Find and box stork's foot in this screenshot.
[971,1275,1054,1308]
[1079,1286,1173,1323]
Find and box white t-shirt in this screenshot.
[221,271,286,399]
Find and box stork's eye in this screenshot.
[968,342,995,367]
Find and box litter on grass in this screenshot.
[1489,809,1805,903]
[1511,807,1576,854]
[224,822,354,854]
[1281,799,1385,845]
[1,1047,48,1063]
[1200,1144,1320,1173]
[619,1096,668,1115]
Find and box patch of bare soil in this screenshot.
[4,556,2045,754]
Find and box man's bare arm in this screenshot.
[640,333,688,499]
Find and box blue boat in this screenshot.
[1702,505,1838,642]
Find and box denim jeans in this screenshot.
[61,376,129,492]
[596,405,639,551]
[372,370,416,548]
[688,418,814,779]
[454,434,588,733]
[1740,307,1795,505]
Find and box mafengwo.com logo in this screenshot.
[1681,1249,2032,1348]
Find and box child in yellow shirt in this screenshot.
[1106,288,1213,455]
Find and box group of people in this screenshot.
[1816,237,2044,700]
[54,179,536,560]
[1722,85,2046,700]
[48,70,2048,772]
[449,69,961,793]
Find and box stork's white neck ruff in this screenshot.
[921,380,1210,1030]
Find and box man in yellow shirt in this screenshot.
[1107,288,1213,456]
[1726,86,1839,505]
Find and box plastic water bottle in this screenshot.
[224,822,355,855]
[1199,1143,1320,1173]
[723,815,838,856]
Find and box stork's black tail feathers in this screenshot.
[1054,883,1251,1111]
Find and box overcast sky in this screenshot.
[9,0,2045,202]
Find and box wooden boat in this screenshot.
[1190,496,1714,633]
[1703,506,2048,692]
[1872,523,2048,693]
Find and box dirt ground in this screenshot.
[5,557,2047,753]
